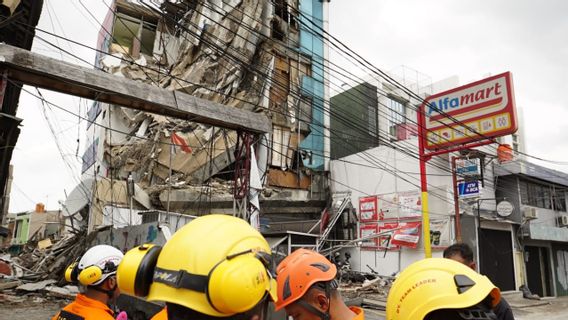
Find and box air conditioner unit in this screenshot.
[523,207,538,220]
[558,215,568,227]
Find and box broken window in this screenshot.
[112,12,157,57]
[271,125,292,169]
[82,138,99,174]
[86,101,102,129]
[272,0,299,41]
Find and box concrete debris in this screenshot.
[6,231,88,282]
[87,0,315,215]
[339,273,394,301]
[0,280,21,290]
[16,279,56,292]
[0,293,26,304]
[0,233,89,305]
[45,285,77,299]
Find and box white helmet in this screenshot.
[77,245,124,286]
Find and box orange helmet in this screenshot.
[275,249,337,311]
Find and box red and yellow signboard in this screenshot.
[420,72,517,150]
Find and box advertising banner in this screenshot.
[377,190,422,220]
[359,223,378,248]
[359,196,378,222]
[430,219,451,248]
[391,221,422,248]
[378,222,400,250]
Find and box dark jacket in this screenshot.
[494,296,515,320]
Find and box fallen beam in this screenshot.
[0,44,272,133]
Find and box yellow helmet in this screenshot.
[386,258,500,320]
[117,214,277,317]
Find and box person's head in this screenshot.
[117,214,277,320]
[386,258,501,320]
[443,243,476,270]
[275,249,345,320]
[65,244,124,301]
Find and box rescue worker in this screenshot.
[275,249,364,320]
[386,258,501,320]
[117,214,278,320]
[52,244,124,320]
[444,243,515,320]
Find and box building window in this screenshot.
[388,98,406,136]
[113,13,157,56]
[367,105,377,136]
[82,138,99,174]
[554,189,567,212]
[512,134,520,153]
[520,180,564,211]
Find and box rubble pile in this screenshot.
[0,232,91,305]
[339,273,394,301]
[6,232,88,282]
[91,0,312,215]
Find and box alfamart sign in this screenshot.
[420,72,517,150]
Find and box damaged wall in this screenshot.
[78,0,328,227]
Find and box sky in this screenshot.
[7,0,568,213]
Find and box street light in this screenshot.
[476,197,506,272]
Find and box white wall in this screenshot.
[330,140,455,273]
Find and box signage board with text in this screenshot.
[420,72,517,150]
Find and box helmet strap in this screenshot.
[297,282,333,320]
[298,300,330,320]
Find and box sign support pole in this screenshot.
[451,156,462,242]
[417,111,432,258]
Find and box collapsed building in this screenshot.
[64,0,350,242]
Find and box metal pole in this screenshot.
[452,156,462,242]
[167,141,172,214]
[417,107,432,258]
[477,198,482,271]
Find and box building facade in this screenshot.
[65,0,332,232]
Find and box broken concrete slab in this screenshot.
[0,280,22,291]
[37,238,53,250]
[16,280,57,292]
[45,286,76,299]
[0,293,26,303]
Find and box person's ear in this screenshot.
[316,293,330,312]
[469,261,477,271]
[104,276,117,290]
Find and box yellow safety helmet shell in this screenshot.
[146,214,276,317]
[386,258,500,320]
[117,244,162,297]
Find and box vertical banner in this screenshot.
[359,223,378,248]
[391,221,422,248]
[430,219,451,248]
[359,196,378,222]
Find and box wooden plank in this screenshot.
[267,169,311,190]
[0,44,272,133]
